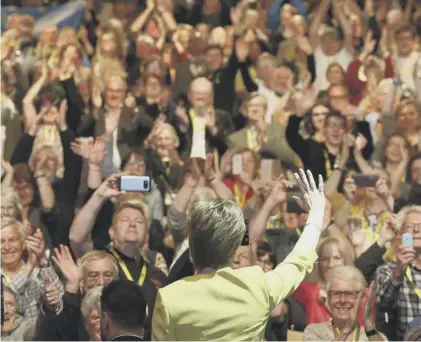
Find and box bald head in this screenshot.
[190,77,212,93]
[188,77,213,108]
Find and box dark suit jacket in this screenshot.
[77,105,145,161]
[179,106,235,157]
[167,248,194,285]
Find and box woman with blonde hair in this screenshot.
[291,236,355,324]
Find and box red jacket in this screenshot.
[345,57,394,106]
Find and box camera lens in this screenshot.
[143,180,149,188]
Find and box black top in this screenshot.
[105,247,167,319]
[285,115,373,180]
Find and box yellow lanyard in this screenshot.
[349,207,390,244]
[405,266,421,299]
[247,128,258,151]
[333,325,360,341]
[3,273,10,283]
[233,183,247,208]
[110,248,147,286]
[189,109,206,132]
[324,149,338,178]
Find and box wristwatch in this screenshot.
[365,329,378,337]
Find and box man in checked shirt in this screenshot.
[0,217,63,320]
[376,205,421,341]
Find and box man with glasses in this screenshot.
[287,111,349,180]
[304,265,385,341]
[376,205,421,341]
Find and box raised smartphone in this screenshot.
[120,175,151,192]
[402,233,414,248]
[232,154,243,176]
[353,173,379,188]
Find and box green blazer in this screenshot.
[226,123,301,168]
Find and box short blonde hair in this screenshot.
[0,217,26,240]
[81,286,103,319]
[395,205,421,232]
[317,237,355,279]
[1,187,21,213]
[326,265,367,292]
[112,197,150,228]
[188,199,246,270]
[80,250,119,277]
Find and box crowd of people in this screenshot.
[1,0,421,340]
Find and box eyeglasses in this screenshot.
[403,223,421,233]
[326,122,346,130]
[126,161,145,167]
[329,290,361,300]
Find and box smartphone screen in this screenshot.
[286,187,305,214]
[120,176,151,192]
[402,233,414,248]
[260,159,273,182]
[352,173,379,188]
[232,154,243,176]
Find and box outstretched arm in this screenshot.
[265,170,326,308]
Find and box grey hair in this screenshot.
[1,186,22,213]
[188,199,246,270]
[395,205,421,232]
[325,265,367,292]
[81,286,103,319]
[0,217,26,240]
[189,77,213,92]
[156,123,180,148]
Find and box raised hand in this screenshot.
[52,244,83,294]
[88,136,108,166]
[125,92,136,109]
[395,244,416,277]
[363,30,376,56]
[292,169,325,214]
[25,229,46,264]
[71,137,94,159]
[267,176,289,206]
[375,178,390,200]
[96,174,125,199]
[377,214,396,247]
[294,87,318,117]
[43,283,61,310]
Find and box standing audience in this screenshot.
[1,0,421,340]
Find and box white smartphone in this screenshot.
[402,233,414,248]
[232,154,243,176]
[120,175,151,192]
[260,159,273,182]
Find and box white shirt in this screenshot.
[313,46,352,91]
[257,81,278,123]
[397,51,421,92]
